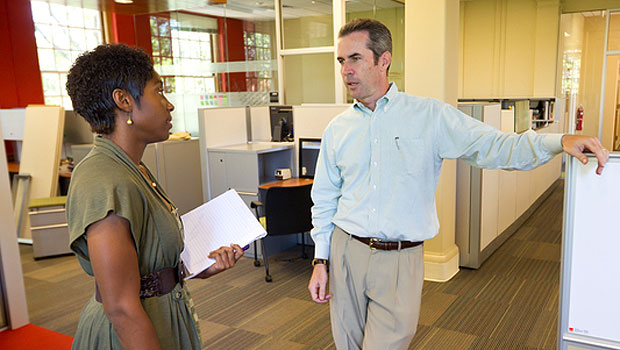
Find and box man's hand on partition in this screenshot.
[561,135,610,175]
[308,264,332,303]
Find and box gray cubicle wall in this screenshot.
[559,153,620,350]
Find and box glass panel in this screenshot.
[71,50,81,64]
[282,0,333,49]
[30,1,51,24]
[160,37,172,57]
[63,96,73,110]
[66,5,84,28]
[35,24,54,48]
[83,8,101,29]
[69,28,86,51]
[38,48,56,71]
[164,76,176,93]
[49,3,67,26]
[150,17,159,36]
[42,72,61,95]
[59,73,68,96]
[132,2,277,135]
[346,0,405,91]
[158,17,171,36]
[53,26,70,49]
[283,53,334,105]
[152,37,161,56]
[560,13,603,138]
[55,50,72,71]
[44,96,62,106]
[85,29,102,48]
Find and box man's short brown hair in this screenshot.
[338,18,392,66]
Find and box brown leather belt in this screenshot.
[350,234,423,251]
[95,263,185,303]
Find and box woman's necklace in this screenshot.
[137,164,174,212]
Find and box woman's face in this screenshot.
[131,71,174,143]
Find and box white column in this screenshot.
[405,0,460,282]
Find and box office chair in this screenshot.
[251,183,313,282]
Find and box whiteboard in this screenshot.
[559,153,620,350]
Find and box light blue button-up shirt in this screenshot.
[310,83,564,259]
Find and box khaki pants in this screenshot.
[329,226,424,350]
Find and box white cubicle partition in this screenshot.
[15,106,65,240]
[0,108,26,141]
[0,124,29,330]
[198,107,249,202]
[249,106,271,142]
[559,154,620,350]
[292,104,349,176]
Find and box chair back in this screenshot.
[264,184,313,236]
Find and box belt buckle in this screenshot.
[369,238,381,250]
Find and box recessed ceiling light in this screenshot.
[114,0,134,4]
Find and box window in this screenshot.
[150,14,219,133]
[30,0,103,109]
[244,30,273,92]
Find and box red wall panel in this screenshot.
[0,0,44,108]
[111,12,137,46]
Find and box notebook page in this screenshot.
[180,189,267,279]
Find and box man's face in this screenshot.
[337,31,390,109]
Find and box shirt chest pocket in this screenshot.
[391,138,423,176]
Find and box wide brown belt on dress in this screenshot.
[95,263,185,303]
[349,233,423,251]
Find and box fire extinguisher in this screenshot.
[576,105,584,131]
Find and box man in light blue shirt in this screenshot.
[307,18,609,350]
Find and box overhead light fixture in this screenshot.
[114,0,134,4]
[564,32,571,37]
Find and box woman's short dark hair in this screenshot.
[338,18,392,66]
[66,44,154,135]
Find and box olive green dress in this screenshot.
[67,136,201,349]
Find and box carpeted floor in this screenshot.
[0,324,73,350]
[19,180,566,349]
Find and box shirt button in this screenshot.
[176,291,182,299]
[373,161,377,167]
[374,138,378,143]
[373,185,377,190]
[372,208,376,213]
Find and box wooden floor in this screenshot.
[20,180,565,349]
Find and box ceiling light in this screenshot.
[114,0,134,4]
[564,32,570,37]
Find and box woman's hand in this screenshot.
[197,244,244,278]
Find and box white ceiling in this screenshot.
[186,0,403,21]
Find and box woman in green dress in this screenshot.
[65,44,243,349]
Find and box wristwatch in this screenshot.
[312,258,329,267]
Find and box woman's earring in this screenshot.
[126,112,133,125]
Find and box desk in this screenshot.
[259,178,313,190]
[207,142,294,206]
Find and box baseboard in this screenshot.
[424,245,460,282]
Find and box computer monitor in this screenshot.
[269,106,293,142]
[298,138,321,178]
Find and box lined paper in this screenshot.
[180,189,266,279]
